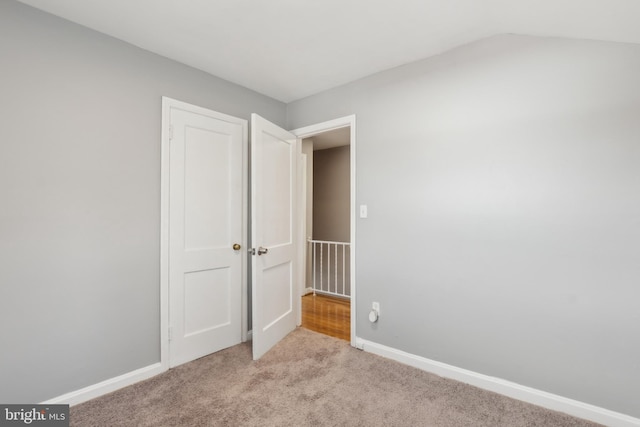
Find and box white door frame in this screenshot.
[299,152,308,298]
[290,115,357,348]
[160,97,249,370]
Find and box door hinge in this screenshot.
[169,125,174,141]
[168,326,173,341]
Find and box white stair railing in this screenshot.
[308,239,350,299]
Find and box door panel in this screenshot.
[251,114,299,360]
[169,106,245,368]
[184,126,232,249]
[262,261,293,328]
[261,132,293,247]
[183,268,230,336]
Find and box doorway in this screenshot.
[291,116,356,346]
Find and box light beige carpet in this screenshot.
[71,328,601,426]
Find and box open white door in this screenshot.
[251,114,299,360]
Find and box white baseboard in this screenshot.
[356,337,640,427]
[302,287,313,296]
[45,329,253,406]
[41,363,165,406]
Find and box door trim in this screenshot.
[290,115,357,348]
[160,97,248,370]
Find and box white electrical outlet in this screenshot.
[372,302,380,315]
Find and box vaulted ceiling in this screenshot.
[17,0,640,103]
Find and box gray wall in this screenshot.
[0,0,285,403]
[313,146,350,242]
[287,35,640,417]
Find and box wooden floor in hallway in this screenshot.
[301,293,350,341]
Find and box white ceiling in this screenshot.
[17,0,640,103]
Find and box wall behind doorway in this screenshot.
[313,146,350,242]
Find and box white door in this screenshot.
[251,114,300,360]
[168,102,246,368]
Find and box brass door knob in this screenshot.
[233,243,241,251]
